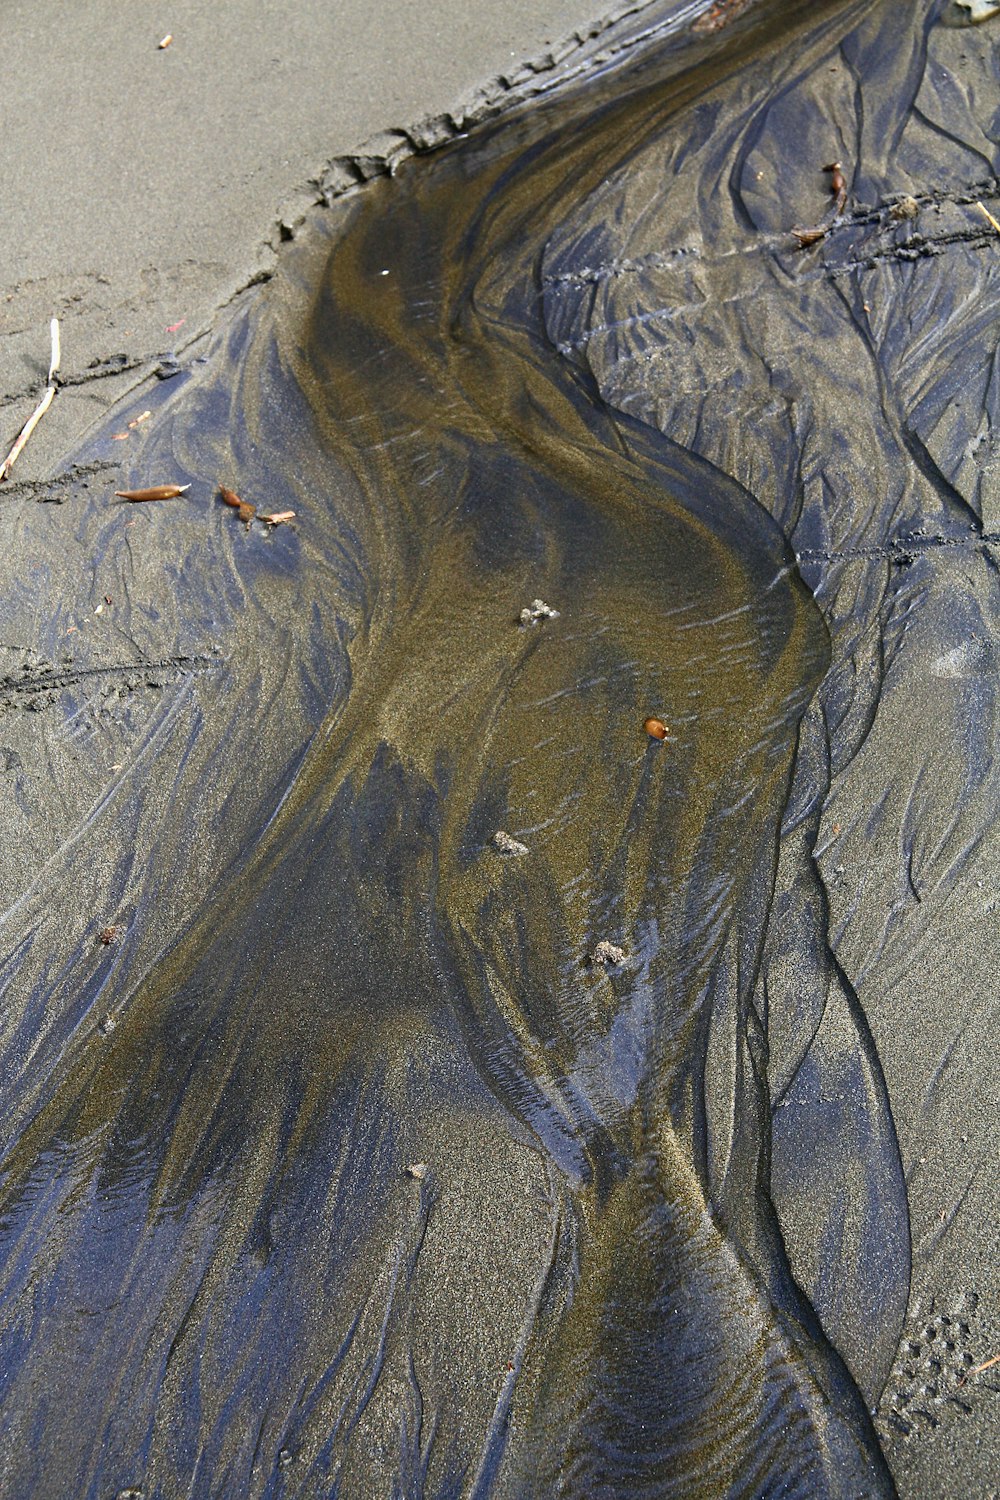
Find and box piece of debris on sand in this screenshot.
[114,484,191,502]
[591,940,627,966]
[518,598,559,626]
[493,830,529,856]
[1,318,60,481]
[220,485,256,523]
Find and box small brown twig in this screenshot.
[957,1352,1000,1389]
[824,161,848,215]
[1,319,60,481]
[791,161,849,250]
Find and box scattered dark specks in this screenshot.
[518,598,559,626]
[493,830,529,856]
[406,1162,429,1181]
[592,940,626,966]
[643,716,669,740]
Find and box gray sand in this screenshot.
[1,0,653,481]
[1,1,998,1496]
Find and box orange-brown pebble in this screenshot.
[644,717,668,741]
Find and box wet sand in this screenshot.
[1,1,999,1496]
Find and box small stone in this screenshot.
[493,830,529,856]
[890,195,921,221]
[406,1162,429,1181]
[592,940,626,966]
[518,598,560,626]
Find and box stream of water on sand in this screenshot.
[6,0,999,1493]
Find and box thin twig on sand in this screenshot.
[975,200,1000,235]
[1,318,61,482]
[956,1352,1000,1389]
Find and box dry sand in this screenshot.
[0,0,654,483]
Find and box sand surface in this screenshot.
[0,2,998,1496]
[1,0,654,481]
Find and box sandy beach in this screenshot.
[0,2,998,1496]
[1,0,651,481]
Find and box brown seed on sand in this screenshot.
[644,717,668,740]
[114,484,190,501]
[220,485,256,523]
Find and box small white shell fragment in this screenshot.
[518,598,560,626]
[592,940,627,966]
[952,0,1000,19]
[406,1162,429,1181]
[493,830,529,856]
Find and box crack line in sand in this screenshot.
[796,531,1000,564]
[0,653,220,707]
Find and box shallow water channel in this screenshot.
[2,0,998,1495]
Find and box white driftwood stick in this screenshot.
[976,200,1000,235]
[1,319,61,481]
[0,385,56,481]
[48,317,61,382]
